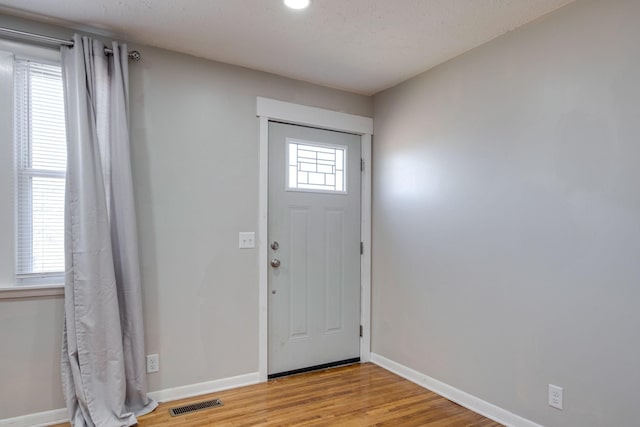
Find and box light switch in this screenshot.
[239,232,256,249]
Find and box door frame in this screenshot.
[256,97,373,382]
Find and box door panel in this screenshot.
[268,122,361,375]
[325,208,345,333]
[288,207,309,339]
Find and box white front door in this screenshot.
[268,121,361,376]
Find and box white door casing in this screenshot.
[257,97,372,382]
[268,122,361,375]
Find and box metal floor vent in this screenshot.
[169,398,224,417]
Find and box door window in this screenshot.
[286,139,347,193]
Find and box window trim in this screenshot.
[0,284,64,299]
[0,39,66,297]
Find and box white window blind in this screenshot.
[14,59,66,284]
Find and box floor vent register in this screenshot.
[169,398,224,417]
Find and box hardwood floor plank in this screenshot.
[52,363,502,426]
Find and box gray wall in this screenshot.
[129,46,371,394]
[0,297,65,418]
[0,14,371,419]
[371,0,640,426]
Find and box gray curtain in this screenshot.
[61,34,157,426]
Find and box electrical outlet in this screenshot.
[146,354,159,373]
[239,232,256,249]
[548,384,563,410]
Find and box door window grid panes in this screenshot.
[287,140,346,193]
[14,59,66,283]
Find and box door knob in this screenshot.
[270,258,281,268]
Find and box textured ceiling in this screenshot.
[0,0,574,95]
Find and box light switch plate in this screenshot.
[239,232,256,249]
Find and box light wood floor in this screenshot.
[54,363,502,426]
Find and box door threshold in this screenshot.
[268,357,360,380]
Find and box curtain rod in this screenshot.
[0,26,141,61]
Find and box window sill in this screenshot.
[0,284,64,299]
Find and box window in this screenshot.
[287,139,347,193]
[0,41,66,292]
[14,59,67,285]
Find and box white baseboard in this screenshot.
[148,371,260,403]
[370,353,542,427]
[0,408,67,427]
[0,371,260,427]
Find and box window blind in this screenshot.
[14,59,67,283]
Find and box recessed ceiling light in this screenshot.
[284,0,310,10]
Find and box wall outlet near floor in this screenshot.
[146,354,159,373]
[548,384,563,410]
